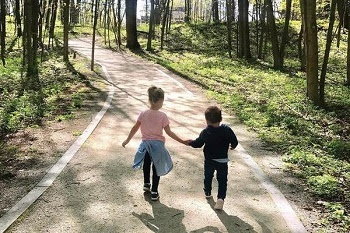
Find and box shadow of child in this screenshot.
[205,198,259,233]
[132,193,187,233]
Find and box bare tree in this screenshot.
[300,0,320,105]
[226,0,233,58]
[23,0,40,90]
[238,0,251,59]
[265,0,282,68]
[91,0,99,70]
[0,0,5,66]
[319,0,337,104]
[125,0,140,49]
[15,0,22,38]
[63,0,70,62]
[147,0,155,51]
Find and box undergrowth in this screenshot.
[135,22,350,231]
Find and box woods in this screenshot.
[0,0,349,231]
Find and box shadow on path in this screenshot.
[193,198,259,233]
[132,193,186,233]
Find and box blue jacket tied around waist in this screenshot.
[133,140,173,176]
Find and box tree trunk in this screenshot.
[336,0,345,47]
[63,0,70,62]
[147,0,155,51]
[212,0,219,23]
[0,0,6,66]
[258,1,266,59]
[280,0,292,65]
[24,0,40,90]
[91,0,99,71]
[265,0,282,69]
[347,1,350,86]
[117,0,122,47]
[319,0,336,104]
[125,0,140,49]
[49,0,58,48]
[300,0,320,105]
[298,23,306,71]
[15,0,22,37]
[185,0,191,22]
[160,0,170,50]
[238,0,251,59]
[226,0,233,58]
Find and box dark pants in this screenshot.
[143,152,160,192]
[204,159,228,200]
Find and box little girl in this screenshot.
[122,86,186,201]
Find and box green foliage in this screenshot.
[308,174,339,198]
[136,22,350,229]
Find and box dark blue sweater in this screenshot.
[189,124,238,160]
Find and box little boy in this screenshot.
[188,106,238,210]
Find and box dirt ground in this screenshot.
[0,38,337,233]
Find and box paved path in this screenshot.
[5,39,306,233]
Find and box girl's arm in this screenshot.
[164,125,186,144]
[122,121,141,147]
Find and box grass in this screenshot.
[0,19,107,180]
[132,22,350,231]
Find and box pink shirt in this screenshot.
[137,109,170,142]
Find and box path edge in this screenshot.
[0,51,115,233]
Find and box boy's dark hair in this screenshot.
[205,106,222,123]
[148,86,164,104]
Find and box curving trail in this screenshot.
[3,38,306,233]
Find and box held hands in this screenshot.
[183,139,193,146]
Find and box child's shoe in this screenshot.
[143,183,151,192]
[214,199,224,210]
[205,191,212,199]
[151,191,159,201]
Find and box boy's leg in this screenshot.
[216,162,228,200]
[143,152,151,184]
[151,164,160,192]
[204,160,215,195]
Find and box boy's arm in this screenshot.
[229,128,238,150]
[188,131,205,148]
[164,125,186,144]
[122,121,141,147]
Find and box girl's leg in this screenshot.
[143,152,152,184]
[151,164,160,192]
[204,160,215,195]
[216,162,228,200]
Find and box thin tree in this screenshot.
[258,0,266,59]
[91,0,99,71]
[213,0,219,23]
[23,0,40,90]
[117,0,122,47]
[125,0,140,49]
[147,0,155,51]
[49,0,58,48]
[319,0,337,104]
[265,0,282,68]
[63,0,70,62]
[238,0,251,59]
[347,0,350,85]
[160,0,170,50]
[226,0,233,58]
[15,0,22,38]
[300,0,320,105]
[0,0,5,66]
[280,0,292,65]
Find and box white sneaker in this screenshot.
[214,199,224,210]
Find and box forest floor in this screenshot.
[0,38,337,232]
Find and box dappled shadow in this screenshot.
[132,193,187,233]
[206,198,258,233]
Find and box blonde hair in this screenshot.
[148,86,164,104]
